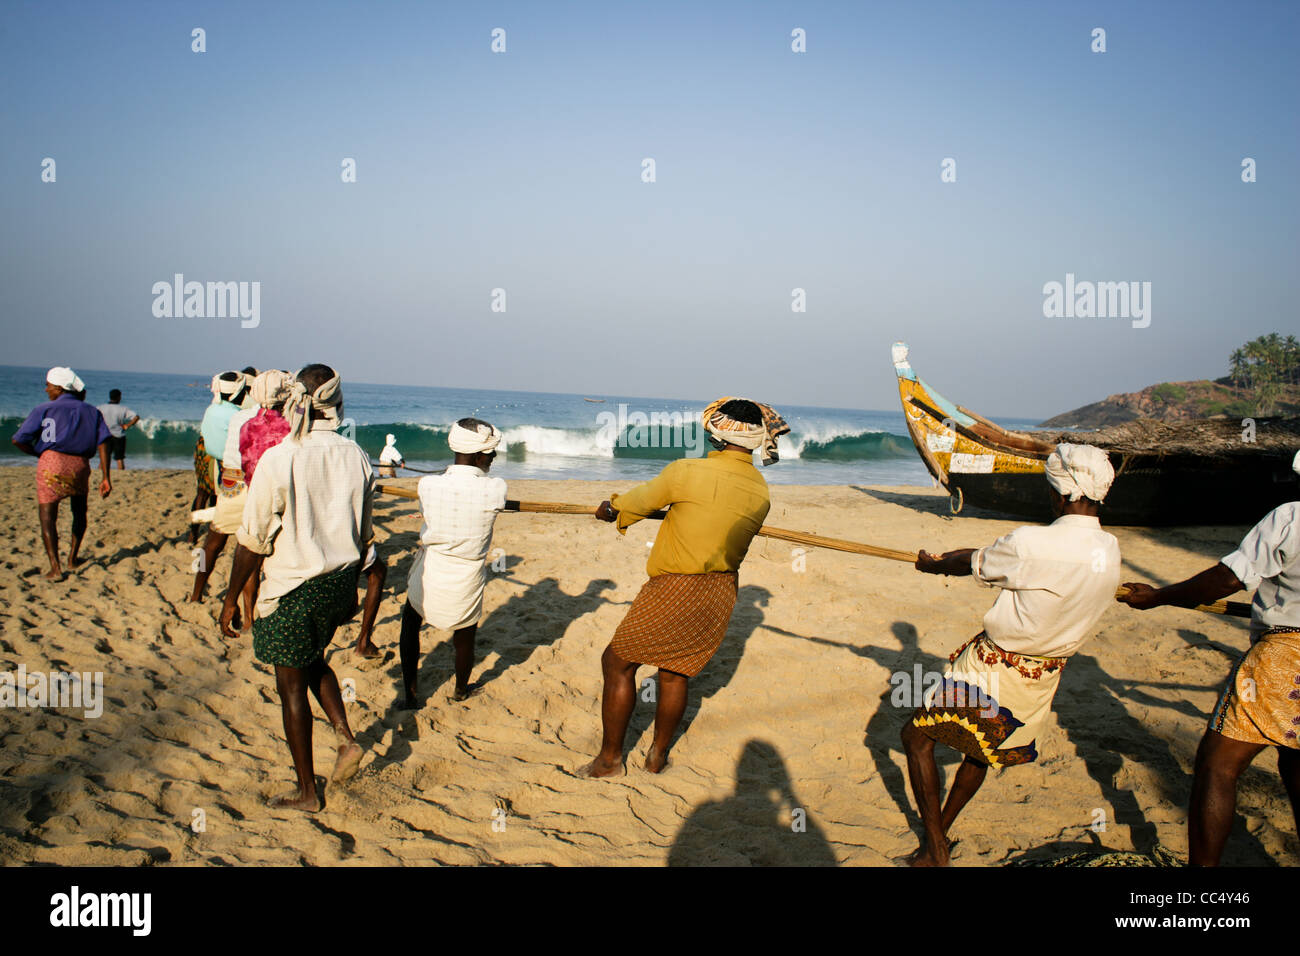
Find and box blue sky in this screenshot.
[1,0,1296,418]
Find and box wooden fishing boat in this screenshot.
[892,342,1300,525]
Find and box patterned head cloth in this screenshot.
[701,396,790,467]
[286,369,343,442]
[448,419,502,454]
[1045,443,1115,503]
[249,369,295,410]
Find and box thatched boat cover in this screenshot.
[1022,417,1300,457]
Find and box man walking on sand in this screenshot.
[219,364,372,812]
[11,367,113,579]
[97,389,140,470]
[580,397,787,778]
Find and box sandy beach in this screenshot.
[0,467,1294,867]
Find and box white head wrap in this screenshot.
[212,371,251,404]
[47,366,78,391]
[385,433,397,447]
[1293,450,1300,476]
[448,420,501,455]
[249,369,295,410]
[286,369,343,442]
[1045,443,1115,503]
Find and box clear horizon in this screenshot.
[2,1,1295,419]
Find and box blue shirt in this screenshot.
[12,394,111,457]
[200,401,240,463]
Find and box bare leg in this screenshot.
[38,501,63,579]
[901,720,951,866]
[1189,730,1266,866]
[578,644,638,778]
[1279,748,1300,839]
[269,665,322,811]
[354,560,386,658]
[187,529,229,602]
[305,658,362,783]
[398,600,423,709]
[66,495,88,569]
[939,756,988,832]
[188,489,213,544]
[646,669,688,772]
[452,624,478,698]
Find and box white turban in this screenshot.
[1045,443,1115,503]
[46,366,78,390]
[212,371,251,404]
[1293,450,1300,475]
[249,369,295,410]
[448,420,501,455]
[286,369,343,442]
[385,433,397,447]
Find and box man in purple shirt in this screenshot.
[11,367,112,579]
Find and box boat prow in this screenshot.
[891,342,1299,526]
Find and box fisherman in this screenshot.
[237,369,294,484]
[97,389,140,470]
[398,418,506,707]
[188,370,254,616]
[219,364,372,812]
[378,433,405,477]
[901,443,1121,866]
[580,397,788,777]
[1118,450,1300,866]
[10,367,113,579]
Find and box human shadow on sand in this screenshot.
[1052,652,1278,865]
[667,738,838,866]
[355,575,618,774]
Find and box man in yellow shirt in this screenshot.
[580,397,787,778]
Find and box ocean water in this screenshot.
[0,365,1043,487]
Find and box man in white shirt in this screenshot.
[219,364,373,813]
[901,444,1121,866]
[378,433,404,477]
[97,389,140,470]
[1119,450,1300,866]
[398,418,507,709]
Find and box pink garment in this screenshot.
[239,408,291,483]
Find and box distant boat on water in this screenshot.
[583,397,606,403]
[892,342,1299,526]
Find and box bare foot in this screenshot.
[67,556,85,570]
[397,695,421,711]
[452,683,482,702]
[267,789,322,812]
[331,741,363,783]
[576,756,625,779]
[897,838,952,867]
[644,746,669,773]
[44,568,65,581]
[354,641,381,659]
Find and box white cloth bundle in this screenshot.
[286,371,343,442]
[1045,443,1115,503]
[448,420,501,454]
[46,366,78,390]
[249,369,295,410]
